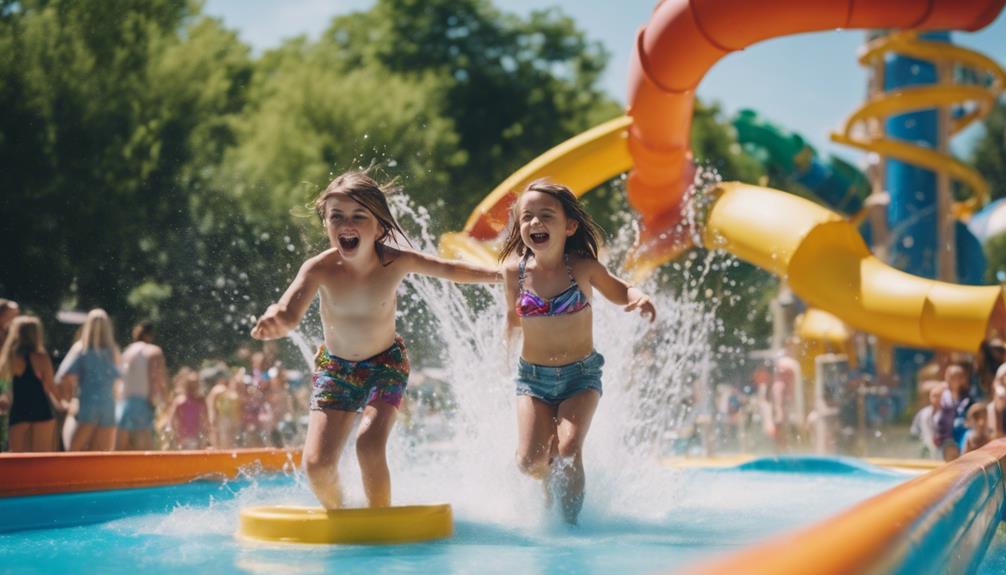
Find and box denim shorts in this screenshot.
[118,397,155,430]
[78,394,117,427]
[515,351,604,405]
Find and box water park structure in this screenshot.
[440,0,1006,572]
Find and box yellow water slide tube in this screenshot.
[441,117,1006,351]
[705,183,1005,351]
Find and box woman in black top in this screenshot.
[0,316,60,452]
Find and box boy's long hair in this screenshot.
[0,316,44,380]
[498,180,604,262]
[313,170,411,258]
[80,308,121,365]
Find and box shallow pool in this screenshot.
[0,457,918,575]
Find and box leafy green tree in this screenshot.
[220,47,464,226]
[973,100,1006,203]
[0,0,192,325]
[0,2,263,360]
[972,100,1006,283]
[0,0,780,367]
[985,233,1006,284]
[317,0,622,224]
[691,100,767,185]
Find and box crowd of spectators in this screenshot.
[674,341,1006,460]
[6,295,1006,461]
[910,340,1006,461]
[0,299,306,453]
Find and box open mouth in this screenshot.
[530,232,550,244]
[338,234,360,251]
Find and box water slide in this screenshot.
[443,2,1006,571]
[442,118,1005,352]
[732,109,869,216]
[443,0,1006,354]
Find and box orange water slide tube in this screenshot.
[627,0,1006,268]
[678,439,1006,575]
[0,448,301,497]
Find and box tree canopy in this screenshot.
[1,0,772,364]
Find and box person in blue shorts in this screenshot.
[117,321,166,450]
[57,309,121,451]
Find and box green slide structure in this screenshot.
[733,109,870,216]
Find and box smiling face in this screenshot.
[323,193,381,259]
[517,191,577,255]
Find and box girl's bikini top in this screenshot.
[515,253,590,318]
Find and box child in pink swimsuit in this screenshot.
[170,369,209,450]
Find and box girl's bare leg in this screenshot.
[133,429,154,451]
[116,429,131,451]
[356,401,398,508]
[303,409,357,509]
[70,422,97,451]
[554,390,600,524]
[93,426,117,451]
[8,423,29,452]
[515,396,557,479]
[30,420,55,452]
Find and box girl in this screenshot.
[251,170,500,509]
[57,309,122,451]
[500,180,655,524]
[207,367,242,449]
[169,368,210,450]
[0,316,62,452]
[0,299,20,450]
[264,365,295,447]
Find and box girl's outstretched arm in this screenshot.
[502,258,523,367]
[251,254,325,340]
[402,250,502,284]
[587,260,657,322]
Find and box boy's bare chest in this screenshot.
[319,270,401,312]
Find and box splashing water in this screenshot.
[266,172,742,532]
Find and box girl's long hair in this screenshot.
[0,316,45,380]
[498,180,604,262]
[79,309,120,364]
[313,170,412,265]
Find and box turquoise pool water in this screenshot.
[978,528,1006,575]
[0,457,915,575]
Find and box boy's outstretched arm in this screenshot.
[588,260,657,322]
[403,250,502,284]
[251,257,324,340]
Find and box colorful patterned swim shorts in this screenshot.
[311,336,410,412]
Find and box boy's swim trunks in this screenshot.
[311,336,410,412]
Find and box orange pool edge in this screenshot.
[0,448,303,497]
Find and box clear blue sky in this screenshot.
[204,0,1006,160]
